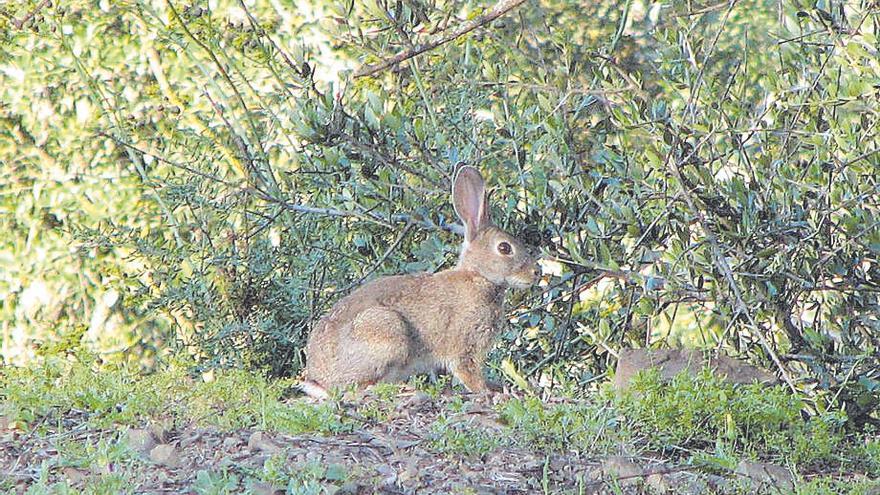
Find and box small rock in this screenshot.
[61,467,88,484]
[645,473,670,492]
[247,481,284,495]
[735,460,794,491]
[126,428,158,454]
[402,391,431,408]
[247,431,282,454]
[222,436,241,449]
[596,456,644,487]
[149,443,182,468]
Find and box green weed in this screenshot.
[794,477,880,495]
[192,470,240,495]
[499,396,622,452]
[611,367,864,472]
[0,353,351,435]
[428,415,503,457]
[410,374,452,398]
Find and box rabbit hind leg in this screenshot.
[337,306,412,386]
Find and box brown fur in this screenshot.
[302,167,539,396]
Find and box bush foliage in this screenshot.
[1,1,879,423]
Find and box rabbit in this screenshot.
[299,166,540,399]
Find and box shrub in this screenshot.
[614,368,861,471]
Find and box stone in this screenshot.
[645,472,670,492]
[613,348,778,392]
[126,428,158,454]
[247,431,283,454]
[247,481,284,495]
[595,456,644,487]
[61,467,89,484]
[735,460,794,491]
[149,443,182,468]
[647,471,708,495]
[402,391,431,408]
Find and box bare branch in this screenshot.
[668,152,798,394]
[11,0,50,30]
[354,0,530,78]
[249,187,465,235]
[339,223,415,293]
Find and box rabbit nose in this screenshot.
[532,265,541,278]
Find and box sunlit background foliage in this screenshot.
[1,0,879,424]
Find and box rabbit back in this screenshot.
[303,268,503,389]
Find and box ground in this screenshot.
[4,389,630,494]
[1,357,878,494]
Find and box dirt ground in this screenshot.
[0,387,861,494]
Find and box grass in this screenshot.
[427,414,505,457]
[611,367,861,470]
[188,456,349,495]
[0,351,350,436]
[793,477,880,495]
[2,356,878,493]
[0,352,357,494]
[15,470,132,495]
[499,396,622,452]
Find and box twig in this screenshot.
[0,115,57,167]
[97,132,236,186]
[11,0,50,29]
[339,223,415,293]
[166,0,269,183]
[354,0,529,78]
[473,80,635,95]
[203,89,258,182]
[249,187,465,235]
[667,156,798,394]
[839,147,880,168]
[684,0,737,123]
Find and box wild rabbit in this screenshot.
[300,166,540,399]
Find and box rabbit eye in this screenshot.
[497,241,512,255]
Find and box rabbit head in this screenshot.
[452,166,540,289]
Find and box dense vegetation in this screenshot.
[2,0,878,439]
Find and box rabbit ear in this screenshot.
[453,166,490,242]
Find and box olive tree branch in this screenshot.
[11,0,50,29]
[354,0,530,78]
[248,187,465,235]
[668,155,797,394]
